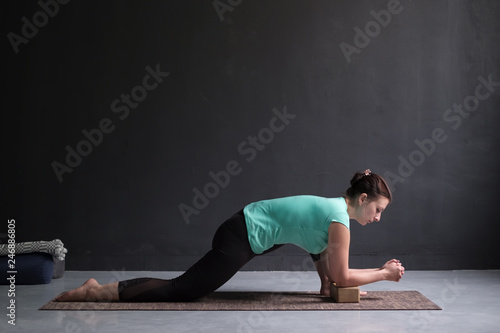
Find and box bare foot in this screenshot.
[360,290,368,296]
[55,278,108,302]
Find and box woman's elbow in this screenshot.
[334,278,350,287]
[331,271,350,287]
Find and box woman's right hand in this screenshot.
[383,260,405,282]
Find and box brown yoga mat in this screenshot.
[40,291,441,311]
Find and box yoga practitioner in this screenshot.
[56,169,404,302]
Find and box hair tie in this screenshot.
[363,169,371,176]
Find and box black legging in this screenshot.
[118,210,285,302]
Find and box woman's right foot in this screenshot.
[55,278,113,302]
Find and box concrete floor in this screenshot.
[1,270,499,333]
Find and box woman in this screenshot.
[57,169,404,302]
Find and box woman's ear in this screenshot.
[358,193,368,206]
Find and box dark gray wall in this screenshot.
[4,0,500,271]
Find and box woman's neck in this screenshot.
[344,197,357,220]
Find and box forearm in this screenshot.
[318,263,387,288]
[337,268,386,287]
[323,252,387,286]
[349,268,383,273]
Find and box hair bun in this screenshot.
[350,172,365,186]
[345,170,393,203]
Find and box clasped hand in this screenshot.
[382,259,405,282]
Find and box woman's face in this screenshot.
[355,194,390,226]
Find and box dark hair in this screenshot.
[344,171,392,203]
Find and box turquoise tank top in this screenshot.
[243,196,350,254]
